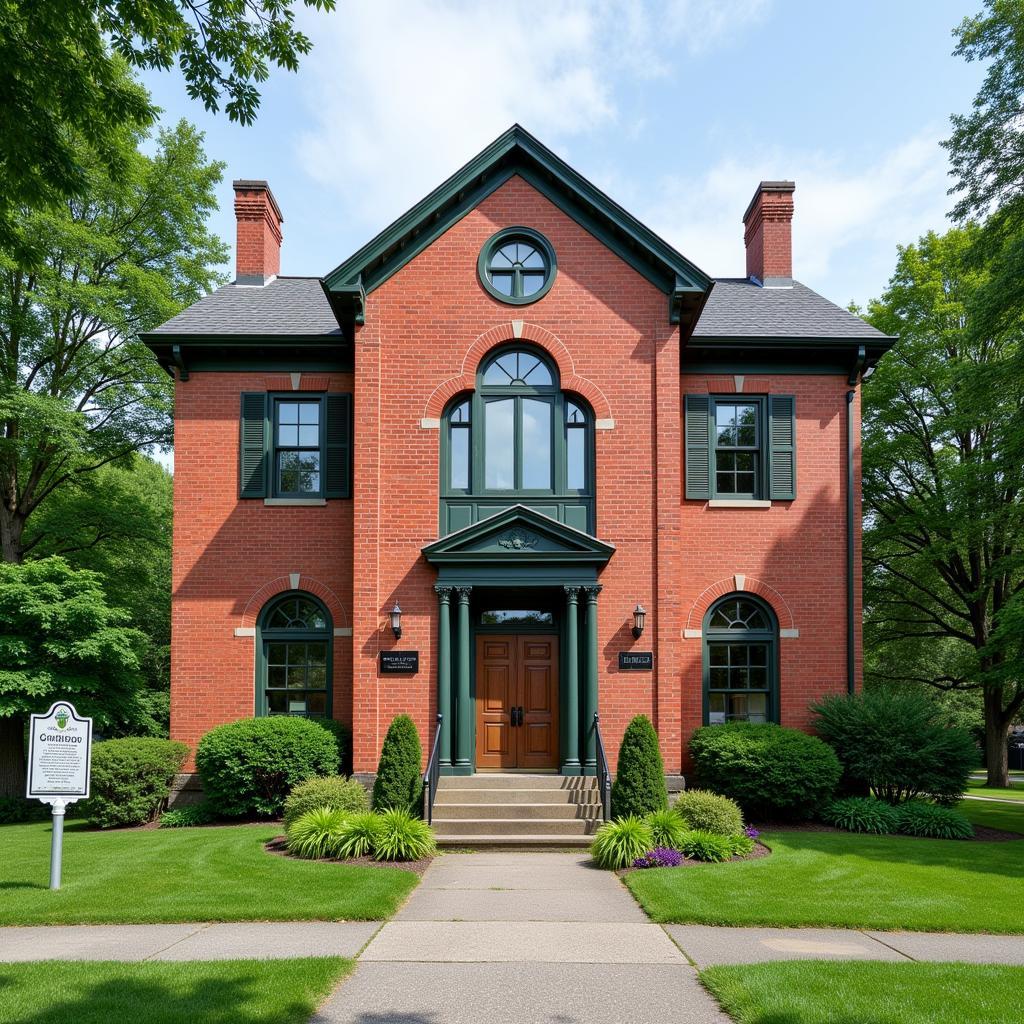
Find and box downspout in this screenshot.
[846,345,866,695]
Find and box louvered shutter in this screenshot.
[239,393,268,498]
[685,394,712,499]
[768,395,797,500]
[324,393,352,498]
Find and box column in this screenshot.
[435,586,453,768]
[454,586,473,770]
[563,586,581,772]
[583,584,601,772]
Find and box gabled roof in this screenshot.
[323,124,713,329]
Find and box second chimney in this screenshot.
[233,179,283,285]
[743,180,795,287]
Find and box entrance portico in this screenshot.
[422,505,614,776]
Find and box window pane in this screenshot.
[567,426,585,489]
[267,691,287,713]
[737,473,756,494]
[297,425,318,447]
[288,697,308,714]
[480,610,554,625]
[566,402,585,424]
[521,356,551,385]
[307,692,327,714]
[267,666,286,688]
[267,643,288,665]
[299,403,319,425]
[307,664,327,687]
[489,273,513,297]
[728,694,749,720]
[485,399,515,488]
[280,451,319,494]
[747,693,768,722]
[522,248,545,269]
[450,401,469,424]
[278,424,298,446]
[491,247,514,268]
[450,425,469,489]
[709,644,728,666]
[279,403,299,424]
[716,405,737,445]
[709,667,728,688]
[483,353,515,384]
[735,452,754,471]
[748,667,767,688]
[308,643,327,665]
[709,693,726,724]
[749,644,768,665]
[286,666,305,689]
[521,399,551,489]
[521,274,545,295]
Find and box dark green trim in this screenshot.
[171,358,354,373]
[846,388,856,694]
[767,395,797,501]
[239,393,269,498]
[684,336,895,373]
[477,226,557,305]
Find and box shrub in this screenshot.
[283,775,369,830]
[313,719,352,775]
[159,802,217,828]
[633,847,683,869]
[590,816,654,869]
[896,800,974,840]
[372,715,424,813]
[680,829,734,863]
[196,717,338,818]
[611,715,667,819]
[85,738,189,828]
[689,722,841,820]
[286,807,348,859]
[822,796,901,834]
[725,834,756,857]
[336,812,384,859]
[0,797,46,824]
[373,808,437,861]
[674,789,744,836]
[812,690,977,805]
[646,809,689,850]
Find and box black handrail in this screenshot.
[422,713,443,824]
[594,712,612,822]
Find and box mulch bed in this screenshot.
[617,840,772,875]
[754,821,1024,843]
[263,836,434,874]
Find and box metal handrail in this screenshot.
[594,712,612,822]
[422,713,443,824]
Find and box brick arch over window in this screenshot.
[422,321,614,424]
[241,575,349,629]
[686,576,796,632]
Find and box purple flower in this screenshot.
[633,847,683,869]
[744,827,760,840]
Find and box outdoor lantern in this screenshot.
[632,603,646,640]
[390,602,403,639]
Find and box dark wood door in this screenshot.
[476,635,559,770]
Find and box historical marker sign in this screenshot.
[28,702,92,800]
[380,650,420,674]
[618,651,653,671]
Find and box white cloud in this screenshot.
[640,130,951,304]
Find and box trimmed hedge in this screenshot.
[689,722,841,820]
[611,715,667,819]
[85,738,189,828]
[674,789,744,836]
[196,717,338,818]
[372,715,423,813]
[313,719,352,775]
[822,796,901,834]
[282,775,369,830]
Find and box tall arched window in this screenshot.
[703,594,777,725]
[441,346,594,533]
[257,593,332,718]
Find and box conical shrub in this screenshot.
[372,714,424,813]
[611,714,667,819]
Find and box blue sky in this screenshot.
[141,0,984,308]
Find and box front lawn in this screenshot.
[700,961,1024,1024]
[959,797,1024,833]
[625,827,1024,932]
[0,958,349,1024]
[0,822,417,925]
[966,782,1024,801]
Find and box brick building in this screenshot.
[144,126,893,828]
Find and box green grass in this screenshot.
[0,822,417,925]
[626,827,1024,933]
[0,958,350,1024]
[700,961,1024,1024]
[960,797,1024,833]
[966,781,1024,801]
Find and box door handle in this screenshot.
[511,706,523,727]
[517,706,524,726]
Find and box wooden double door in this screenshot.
[476,635,559,770]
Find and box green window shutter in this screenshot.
[768,394,797,500]
[324,393,353,498]
[685,394,712,499]
[239,393,268,498]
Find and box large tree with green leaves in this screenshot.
[0,95,226,565]
[0,1,334,238]
[861,225,1024,787]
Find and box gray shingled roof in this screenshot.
[149,276,341,337]
[693,279,888,340]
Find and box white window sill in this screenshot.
[708,499,772,509]
[263,498,327,506]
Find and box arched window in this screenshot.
[257,593,332,718]
[703,594,777,725]
[442,347,593,502]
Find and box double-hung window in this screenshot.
[274,399,322,497]
[713,400,760,498]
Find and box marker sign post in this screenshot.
[26,702,92,890]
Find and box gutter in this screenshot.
[846,345,866,694]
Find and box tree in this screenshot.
[861,225,1024,787]
[0,99,226,565]
[0,1,334,236]
[0,557,149,797]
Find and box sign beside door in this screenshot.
[380,651,419,674]
[619,651,653,671]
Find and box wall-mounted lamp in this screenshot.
[389,602,403,640]
[632,603,646,640]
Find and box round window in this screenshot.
[478,227,557,305]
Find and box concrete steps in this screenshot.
[431,774,604,848]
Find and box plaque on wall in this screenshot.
[618,651,653,671]
[380,651,420,674]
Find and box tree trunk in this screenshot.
[0,715,26,800]
[984,687,1012,788]
[0,504,24,564]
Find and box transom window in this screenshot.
[274,399,322,497]
[258,594,332,718]
[714,401,760,498]
[704,595,777,725]
[478,228,557,305]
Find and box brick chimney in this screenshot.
[233,179,283,285]
[742,180,795,287]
